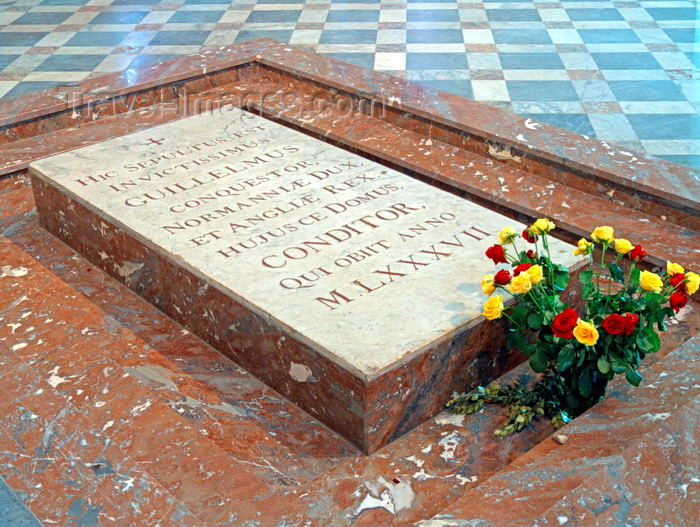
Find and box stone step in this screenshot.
[526,399,697,527]
[0,349,203,527]
[254,306,698,525]
[0,471,43,527]
[0,251,205,525]
[0,236,354,524]
[415,396,697,527]
[419,333,700,526]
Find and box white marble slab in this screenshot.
[29,107,578,377]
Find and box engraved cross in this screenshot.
[146,137,165,146]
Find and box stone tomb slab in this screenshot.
[29,107,578,453]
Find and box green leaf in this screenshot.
[527,312,544,330]
[529,349,548,373]
[612,360,627,374]
[554,276,569,291]
[506,331,518,349]
[637,314,647,330]
[603,333,614,347]
[553,267,570,291]
[545,295,565,313]
[629,267,640,288]
[511,305,528,325]
[557,346,575,371]
[580,270,593,284]
[578,370,592,398]
[625,369,642,387]
[508,331,529,353]
[656,307,675,325]
[649,307,672,324]
[522,342,538,356]
[608,263,624,283]
[597,356,611,374]
[648,331,660,353]
[644,293,661,311]
[636,334,654,353]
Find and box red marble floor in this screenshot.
[0,42,698,526]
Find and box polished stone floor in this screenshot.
[0,0,698,169]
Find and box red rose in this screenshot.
[602,314,626,335]
[526,250,537,260]
[669,291,688,313]
[629,245,646,262]
[623,313,639,335]
[552,307,579,339]
[485,244,507,264]
[513,262,532,276]
[494,269,511,285]
[670,273,686,292]
[522,228,538,243]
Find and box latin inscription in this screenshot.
[66,118,496,312]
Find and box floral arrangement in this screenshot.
[447,219,698,436]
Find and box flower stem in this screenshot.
[597,242,608,291]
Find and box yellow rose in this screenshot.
[614,238,634,255]
[591,226,614,243]
[498,226,517,245]
[482,274,496,295]
[667,262,685,276]
[483,295,504,320]
[526,264,543,284]
[573,319,599,347]
[685,272,699,295]
[574,238,593,257]
[639,270,663,292]
[509,273,532,294]
[532,218,555,235]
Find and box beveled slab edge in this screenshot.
[1,39,697,212]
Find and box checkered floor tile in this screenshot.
[0,0,698,169]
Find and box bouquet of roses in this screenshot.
[447,219,698,436]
